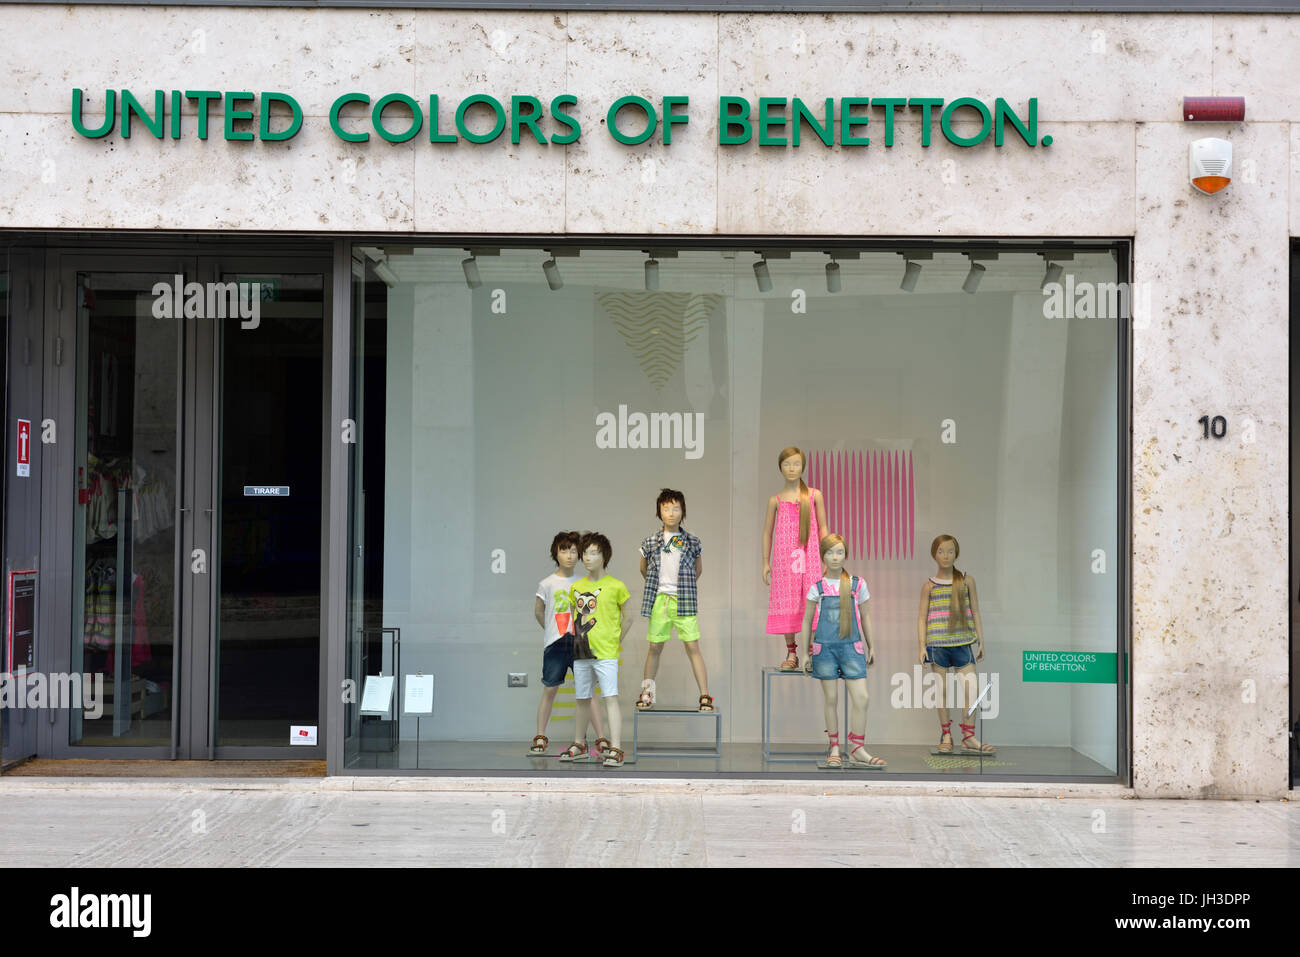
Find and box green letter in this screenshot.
[511,95,546,145]
[455,94,506,144]
[994,97,1037,146]
[908,98,944,147]
[185,91,222,140]
[372,93,422,143]
[662,96,688,145]
[791,97,832,147]
[224,91,255,142]
[940,97,992,147]
[330,93,370,143]
[260,92,303,141]
[839,97,870,146]
[170,90,182,139]
[71,89,115,138]
[871,98,906,147]
[121,90,165,139]
[549,94,580,144]
[606,95,656,145]
[719,96,751,145]
[757,97,787,146]
[428,95,458,143]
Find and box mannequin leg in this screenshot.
[643,642,665,682]
[605,695,622,749]
[929,661,954,750]
[589,695,607,742]
[536,685,560,737]
[956,663,992,752]
[845,678,869,737]
[780,633,799,668]
[820,679,840,760]
[573,697,592,746]
[683,640,709,697]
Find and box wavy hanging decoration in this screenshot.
[597,291,720,391]
[807,449,915,561]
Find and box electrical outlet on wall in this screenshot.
[508,673,527,688]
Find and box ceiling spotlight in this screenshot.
[462,253,482,289]
[825,257,841,294]
[753,257,772,293]
[644,256,660,291]
[901,260,922,292]
[962,259,986,294]
[372,259,399,288]
[1041,261,1064,290]
[542,254,563,291]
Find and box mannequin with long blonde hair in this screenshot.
[802,533,885,769]
[763,446,827,670]
[916,534,994,755]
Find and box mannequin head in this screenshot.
[580,532,612,576]
[550,530,582,574]
[820,532,853,639]
[655,488,685,530]
[777,445,812,546]
[929,534,968,630]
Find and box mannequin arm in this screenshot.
[618,599,633,644]
[534,596,546,629]
[916,581,931,661]
[801,599,816,657]
[967,575,984,644]
[694,556,703,581]
[639,555,647,580]
[813,489,828,543]
[761,496,777,571]
[860,599,875,663]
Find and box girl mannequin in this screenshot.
[763,446,828,671]
[802,533,886,769]
[916,534,995,755]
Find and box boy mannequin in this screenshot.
[637,488,713,712]
[567,532,633,767]
[531,531,607,756]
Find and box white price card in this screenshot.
[360,675,395,715]
[404,674,434,715]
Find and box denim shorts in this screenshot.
[542,635,575,687]
[925,642,975,669]
[810,638,868,681]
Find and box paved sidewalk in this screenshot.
[1,778,1295,866]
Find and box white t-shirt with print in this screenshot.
[657,530,685,596]
[537,570,584,648]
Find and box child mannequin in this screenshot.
[530,531,607,757]
[763,446,828,671]
[803,533,885,769]
[637,488,713,712]
[566,532,633,768]
[916,534,994,755]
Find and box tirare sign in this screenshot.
[71,89,1050,149]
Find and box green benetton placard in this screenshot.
[1022,650,1118,683]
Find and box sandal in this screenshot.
[821,730,843,769]
[528,734,549,756]
[594,737,612,759]
[959,722,995,755]
[780,649,799,671]
[558,741,589,762]
[636,679,656,711]
[846,732,886,769]
[603,746,625,768]
[937,720,953,754]
[698,694,715,712]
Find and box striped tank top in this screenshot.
[925,578,977,647]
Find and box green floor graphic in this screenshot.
[922,755,1015,770]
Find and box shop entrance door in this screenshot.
[44,249,329,759]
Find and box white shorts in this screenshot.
[573,658,618,699]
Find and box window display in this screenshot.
[345,242,1124,778]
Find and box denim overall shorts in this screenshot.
[809,577,868,680]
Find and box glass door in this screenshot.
[49,250,328,759]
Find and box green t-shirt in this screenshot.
[569,575,630,660]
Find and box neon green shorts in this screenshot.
[647,594,701,643]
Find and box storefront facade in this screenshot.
[0,2,1294,797]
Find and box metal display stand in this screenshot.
[632,708,722,760]
[761,667,849,763]
[359,627,400,753]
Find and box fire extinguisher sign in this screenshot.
[16,419,31,478]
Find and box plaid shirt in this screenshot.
[639,528,702,617]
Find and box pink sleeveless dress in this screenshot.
[766,489,821,634]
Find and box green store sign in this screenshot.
[70,89,1050,149]
[1022,651,1120,684]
